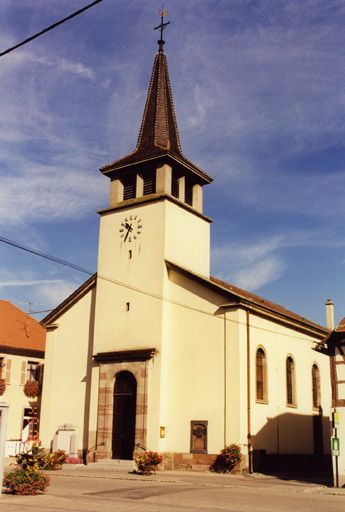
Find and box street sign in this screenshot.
[332,436,340,456]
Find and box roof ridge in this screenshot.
[210,275,325,331]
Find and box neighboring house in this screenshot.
[39,35,332,478]
[320,313,345,485]
[0,301,45,455]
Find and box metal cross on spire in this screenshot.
[154,9,170,52]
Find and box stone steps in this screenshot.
[78,459,135,472]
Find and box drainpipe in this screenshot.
[325,299,335,330]
[246,310,253,473]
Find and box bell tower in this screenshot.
[100,33,212,216]
[93,16,213,460]
[97,20,213,282]
[94,18,213,353]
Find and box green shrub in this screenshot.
[3,466,49,495]
[134,451,162,475]
[210,444,241,473]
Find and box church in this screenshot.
[39,28,333,475]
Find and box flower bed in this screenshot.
[3,466,49,495]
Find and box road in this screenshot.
[0,468,344,512]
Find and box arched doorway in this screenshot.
[112,371,137,459]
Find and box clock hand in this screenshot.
[124,223,133,241]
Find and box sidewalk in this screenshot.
[50,464,345,495]
[1,464,344,512]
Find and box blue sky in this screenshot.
[1,0,345,326]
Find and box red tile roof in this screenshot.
[165,260,328,337]
[0,301,45,352]
[210,276,327,334]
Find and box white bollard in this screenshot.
[0,402,9,497]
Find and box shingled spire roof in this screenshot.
[101,41,212,184]
[136,49,181,155]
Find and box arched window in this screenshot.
[312,364,321,409]
[256,347,268,402]
[286,356,296,406]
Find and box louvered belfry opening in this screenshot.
[123,174,136,201]
[143,169,156,196]
[171,170,179,199]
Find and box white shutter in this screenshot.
[20,360,27,385]
[5,359,12,384]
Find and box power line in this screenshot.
[0,0,103,58]
[0,235,323,343]
[0,236,92,275]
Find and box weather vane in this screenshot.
[154,8,170,52]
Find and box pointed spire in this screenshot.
[100,20,212,185]
[135,49,182,155]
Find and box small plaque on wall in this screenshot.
[190,421,208,453]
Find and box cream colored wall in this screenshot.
[153,268,332,459]
[40,288,97,453]
[156,271,238,455]
[0,353,43,441]
[246,313,332,455]
[164,201,210,277]
[94,199,210,355]
[93,199,211,452]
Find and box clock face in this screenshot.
[119,215,142,242]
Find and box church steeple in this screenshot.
[135,45,182,156]
[101,18,212,213]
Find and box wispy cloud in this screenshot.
[212,236,286,290]
[35,280,80,309]
[233,257,285,290]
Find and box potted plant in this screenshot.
[134,450,162,475]
[23,381,40,398]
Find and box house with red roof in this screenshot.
[0,301,45,454]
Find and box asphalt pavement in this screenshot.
[0,464,344,512]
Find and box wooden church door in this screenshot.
[112,371,137,459]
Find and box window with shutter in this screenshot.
[20,361,27,385]
[27,361,40,382]
[5,359,11,384]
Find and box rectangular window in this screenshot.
[26,361,40,382]
[22,407,39,441]
[190,420,208,454]
[123,175,136,200]
[143,170,156,195]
